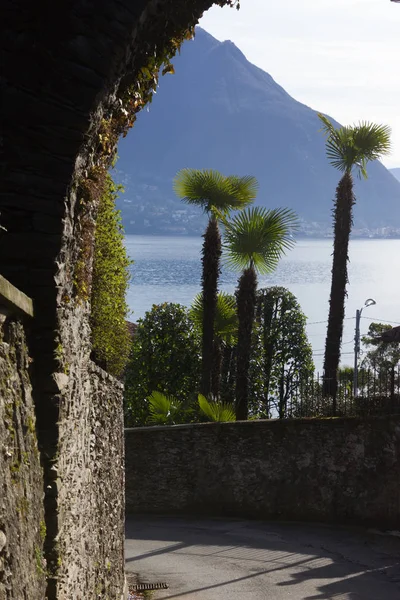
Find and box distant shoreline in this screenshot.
[123,231,400,241]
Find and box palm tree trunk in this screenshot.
[236,266,257,420]
[200,216,221,397]
[323,171,355,406]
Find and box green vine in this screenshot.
[90,174,132,376]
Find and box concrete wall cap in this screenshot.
[0,275,34,318]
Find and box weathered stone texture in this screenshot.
[126,417,400,527]
[0,298,125,599]
[0,319,46,600]
[57,362,125,599]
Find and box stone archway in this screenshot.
[1,1,238,597]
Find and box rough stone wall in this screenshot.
[0,319,46,599]
[126,417,400,528]
[57,363,125,599]
[0,310,125,600]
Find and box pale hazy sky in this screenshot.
[200,0,400,169]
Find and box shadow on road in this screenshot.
[125,516,400,599]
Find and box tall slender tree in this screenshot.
[318,115,391,401]
[224,207,298,420]
[174,169,258,397]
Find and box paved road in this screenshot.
[125,516,400,599]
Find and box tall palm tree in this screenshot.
[224,207,298,420]
[174,169,258,398]
[190,291,238,398]
[318,114,391,402]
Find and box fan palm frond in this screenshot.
[198,394,236,422]
[173,169,258,215]
[223,207,298,275]
[351,122,392,177]
[227,175,259,204]
[190,292,238,345]
[318,114,391,178]
[147,390,184,425]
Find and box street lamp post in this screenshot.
[353,298,376,397]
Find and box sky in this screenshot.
[200,0,400,169]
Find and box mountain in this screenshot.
[390,168,400,183]
[116,28,400,236]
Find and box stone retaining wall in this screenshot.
[125,417,400,527]
[57,363,125,599]
[0,278,126,599]
[0,319,46,599]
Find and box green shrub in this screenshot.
[90,174,132,376]
[124,303,201,426]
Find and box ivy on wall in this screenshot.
[90,174,132,376]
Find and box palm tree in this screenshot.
[224,207,298,420]
[318,114,391,402]
[174,169,258,398]
[190,291,238,398]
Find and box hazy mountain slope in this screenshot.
[390,168,400,183]
[116,28,400,232]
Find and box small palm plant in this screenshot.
[190,292,238,398]
[318,114,391,401]
[147,390,236,424]
[147,391,185,425]
[174,169,258,398]
[224,207,298,420]
[198,394,236,422]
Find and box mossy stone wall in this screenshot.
[0,319,46,599]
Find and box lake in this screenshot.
[125,235,400,371]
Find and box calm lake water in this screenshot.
[125,236,400,371]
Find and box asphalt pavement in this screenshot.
[125,516,400,599]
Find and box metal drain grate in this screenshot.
[131,582,169,591]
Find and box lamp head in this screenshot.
[364,298,376,307]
